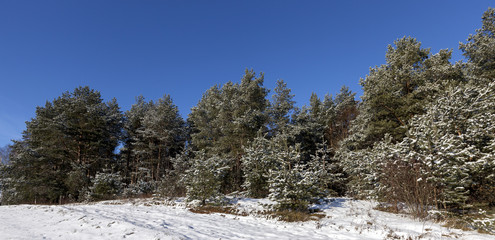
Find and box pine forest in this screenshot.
[1,7,495,234]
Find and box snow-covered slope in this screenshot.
[0,198,492,240]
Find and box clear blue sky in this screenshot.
[0,0,493,146]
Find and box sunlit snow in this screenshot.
[0,198,492,240]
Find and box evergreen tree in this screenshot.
[339,135,393,199]
[309,87,358,151]
[122,95,186,191]
[1,140,51,204]
[290,87,358,162]
[308,142,347,196]
[267,142,306,211]
[402,81,495,208]
[0,145,10,165]
[267,138,327,211]
[288,106,325,162]
[348,37,460,150]
[87,170,124,201]
[158,150,192,197]
[121,96,153,185]
[331,86,358,148]
[460,8,495,80]
[241,134,278,198]
[1,86,123,203]
[188,69,269,192]
[135,95,186,181]
[342,81,495,210]
[183,152,229,205]
[268,79,295,136]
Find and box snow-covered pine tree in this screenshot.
[308,141,347,197]
[386,81,495,210]
[188,69,269,192]
[288,106,325,162]
[138,95,186,181]
[267,143,306,211]
[1,86,123,204]
[460,7,495,81]
[125,95,186,184]
[158,150,192,197]
[183,152,229,205]
[268,79,295,137]
[241,134,278,198]
[344,37,461,153]
[267,135,327,211]
[121,96,153,185]
[87,170,124,201]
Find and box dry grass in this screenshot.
[271,210,326,222]
[189,205,248,216]
[374,202,402,213]
[442,218,473,231]
[189,205,327,222]
[436,210,495,235]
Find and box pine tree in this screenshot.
[183,152,229,205]
[1,86,123,203]
[409,81,495,208]
[241,134,278,198]
[308,142,347,196]
[121,95,153,185]
[347,37,460,150]
[288,106,325,162]
[87,170,124,201]
[158,150,192,197]
[188,69,269,192]
[460,8,495,80]
[136,95,186,181]
[268,79,295,136]
[340,135,394,199]
[267,143,307,211]
[122,95,186,190]
[0,145,10,165]
[346,81,495,210]
[332,86,358,148]
[266,139,334,211]
[1,140,50,204]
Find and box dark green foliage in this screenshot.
[189,69,268,156]
[188,69,269,192]
[241,134,279,198]
[0,145,10,165]
[65,165,90,200]
[309,142,347,197]
[158,151,192,197]
[183,152,229,205]
[287,106,325,162]
[122,95,186,185]
[268,79,295,136]
[340,8,495,215]
[267,139,328,212]
[460,8,495,80]
[336,9,495,219]
[1,86,123,204]
[347,37,462,150]
[88,171,124,201]
[309,87,358,153]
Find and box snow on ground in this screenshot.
[0,198,493,240]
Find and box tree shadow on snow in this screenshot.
[311,198,347,210]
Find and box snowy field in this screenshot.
[0,198,493,240]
